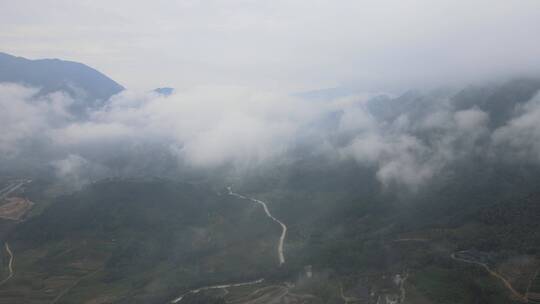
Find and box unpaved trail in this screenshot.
[227,187,287,266]
[0,242,14,286]
[451,253,527,302]
[171,279,265,303]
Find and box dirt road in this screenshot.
[451,252,527,302]
[171,279,265,303]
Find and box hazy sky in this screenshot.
[1,0,540,91]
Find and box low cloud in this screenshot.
[1,82,539,191]
[492,92,540,162]
[340,133,439,190]
[0,83,73,158]
[0,84,326,173]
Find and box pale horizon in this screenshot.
[2,0,540,92]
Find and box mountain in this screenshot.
[153,87,175,96]
[452,78,540,129]
[4,179,279,304]
[0,52,124,109]
[2,74,540,303]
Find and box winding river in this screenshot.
[0,242,13,286]
[227,186,287,266]
[168,187,288,303]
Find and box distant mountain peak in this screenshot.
[153,87,175,96]
[0,52,124,112]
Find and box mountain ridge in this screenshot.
[0,52,124,110]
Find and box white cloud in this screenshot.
[454,108,489,132]
[0,84,73,158]
[0,81,538,192]
[492,93,540,162]
[0,84,324,170]
[51,154,109,189]
[337,102,491,189]
[340,132,439,190]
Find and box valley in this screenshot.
[0,0,540,300]
[0,168,539,304]
[1,61,540,303]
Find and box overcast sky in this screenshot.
[1,0,540,91]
